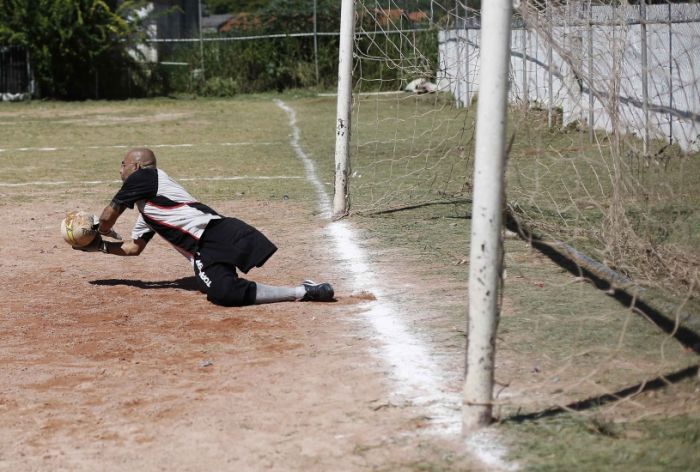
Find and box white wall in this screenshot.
[438,4,700,152]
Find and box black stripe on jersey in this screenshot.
[187,202,220,216]
[148,195,189,208]
[142,214,199,255]
[112,168,158,209]
[139,231,156,243]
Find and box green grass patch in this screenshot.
[0,97,319,208]
[289,95,700,469]
[504,409,700,472]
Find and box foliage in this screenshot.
[196,76,239,97]
[160,36,340,95]
[159,0,444,96]
[0,0,442,98]
[159,0,343,96]
[204,0,268,14]
[260,0,340,30]
[0,0,151,99]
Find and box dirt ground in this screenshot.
[0,200,483,471]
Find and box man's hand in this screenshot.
[73,234,106,253]
[91,215,122,240]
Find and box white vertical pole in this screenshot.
[333,0,355,219]
[588,1,594,143]
[521,25,528,108]
[465,24,471,106]
[641,0,649,155]
[457,30,464,107]
[547,1,554,128]
[668,3,673,144]
[463,0,512,433]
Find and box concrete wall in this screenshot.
[438,4,700,151]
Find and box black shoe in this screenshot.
[301,280,334,302]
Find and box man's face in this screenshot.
[120,154,138,182]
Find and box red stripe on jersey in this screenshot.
[145,201,194,210]
[143,213,201,241]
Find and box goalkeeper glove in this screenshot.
[73,234,108,253]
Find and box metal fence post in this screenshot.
[465,20,471,106]
[198,0,205,78]
[314,0,319,85]
[588,0,594,143]
[641,0,650,155]
[669,2,674,145]
[522,23,528,108]
[547,1,554,128]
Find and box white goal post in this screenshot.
[463,0,513,432]
[333,0,355,219]
[333,0,512,433]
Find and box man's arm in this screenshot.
[80,201,151,256]
[97,201,126,235]
[76,235,148,256]
[103,238,148,256]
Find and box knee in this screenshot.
[206,280,256,307]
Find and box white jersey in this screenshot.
[111,168,221,259]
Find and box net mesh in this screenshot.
[349,0,699,421]
[350,1,475,213]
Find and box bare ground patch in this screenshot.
[0,200,483,471]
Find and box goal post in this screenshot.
[333,0,355,219]
[463,0,513,433]
[332,0,700,438]
[334,0,512,433]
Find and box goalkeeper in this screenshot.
[77,147,334,306]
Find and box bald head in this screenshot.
[120,148,157,181]
[127,148,157,168]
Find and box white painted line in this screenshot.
[274,100,331,213]
[179,176,303,182]
[0,142,282,154]
[466,430,520,471]
[218,142,279,147]
[277,99,516,467]
[151,143,193,148]
[0,176,303,188]
[0,180,70,187]
[275,98,459,433]
[317,91,405,97]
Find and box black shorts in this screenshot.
[193,256,257,306]
[197,217,277,273]
[192,217,278,307]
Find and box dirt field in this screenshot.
[1,97,697,471]
[0,200,483,471]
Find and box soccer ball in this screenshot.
[61,211,97,247]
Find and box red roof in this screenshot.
[372,8,429,27]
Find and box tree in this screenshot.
[0,0,149,99]
[204,0,268,15]
[259,0,340,33]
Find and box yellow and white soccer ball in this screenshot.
[61,211,97,247]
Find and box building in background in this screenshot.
[153,0,200,39]
[202,13,234,34]
[150,0,201,57]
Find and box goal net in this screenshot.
[347,0,699,421]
